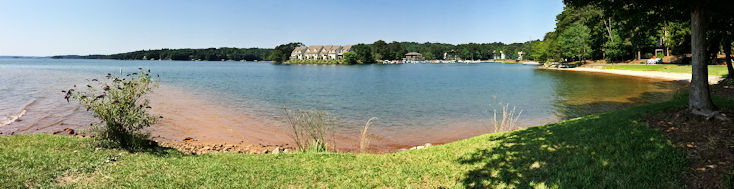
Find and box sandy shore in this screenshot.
[543,67,724,84]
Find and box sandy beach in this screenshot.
[542,66,724,84]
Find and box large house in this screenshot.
[304,45,324,60]
[290,46,307,60]
[320,45,341,60]
[405,52,424,61]
[337,45,352,59]
[291,45,353,60]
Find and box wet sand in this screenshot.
[546,66,724,84]
[148,86,504,153]
[1,83,494,153]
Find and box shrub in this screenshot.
[342,52,358,65]
[644,52,653,59]
[281,107,336,152]
[63,68,159,149]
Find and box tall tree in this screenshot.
[352,44,375,64]
[724,34,733,80]
[564,0,730,118]
[371,40,389,60]
[269,42,304,63]
[559,22,592,62]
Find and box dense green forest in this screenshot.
[360,40,536,61]
[53,48,273,61]
[533,1,733,63]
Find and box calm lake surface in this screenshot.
[0,58,685,151]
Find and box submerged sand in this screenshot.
[1,83,489,154]
[546,66,724,84]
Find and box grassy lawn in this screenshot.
[599,64,729,77]
[3,95,732,188]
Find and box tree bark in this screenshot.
[725,36,733,80]
[689,5,717,115]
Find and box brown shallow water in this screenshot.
[0,84,486,152]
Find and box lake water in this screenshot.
[0,58,685,151]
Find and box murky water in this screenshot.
[0,58,685,151]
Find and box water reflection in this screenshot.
[535,69,685,120]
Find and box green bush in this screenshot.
[64,68,160,149]
[643,52,653,59]
[342,52,358,65]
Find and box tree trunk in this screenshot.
[725,36,733,80]
[689,5,717,115]
[637,50,641,60]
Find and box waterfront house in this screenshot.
[290,45,353,60]
[320,45,342,60]
[337,45,352,59]
[290,46,307,60]
[517,51,524,60]
[492,50,506,59]
[405,52,424,61]
[443,50,458,60]
[304,45,324,60]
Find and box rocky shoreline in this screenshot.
[49,128,441,154]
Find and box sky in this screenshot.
[0,0,565,56]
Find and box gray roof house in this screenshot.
[338,45,352,58]
[320,45,342,60]
[290,45,354,60]
[290,46,307,60]
[304,45,324,60]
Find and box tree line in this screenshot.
[369,40,536,61]
[54,48,274,61]
[268,40,537,64]
[559,0,733,118]
[535,0,733,65]
[55,41,539,63]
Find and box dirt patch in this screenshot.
[712,79,734,100]
[647,107,734,188]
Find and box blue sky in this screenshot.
[0,0,564,56]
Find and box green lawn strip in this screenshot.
[5,94,732,188]
[600,64,729,77]
[0,134,123,187]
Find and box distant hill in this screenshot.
[51,55,107,59]
[0,56,49,59]
[52,47,274,61]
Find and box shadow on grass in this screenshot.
[95,138,182,157]
[457,95,689,188]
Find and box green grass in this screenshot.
[3,95,733,188]
[600,64,729,77]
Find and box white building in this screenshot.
[337,45,352,59]
[290,46,307,60]
[304,45,324,60]
[320,45,342,60]
[517,51,524,60]
[291,45,353,60]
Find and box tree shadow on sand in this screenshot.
[456,93,687,188]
